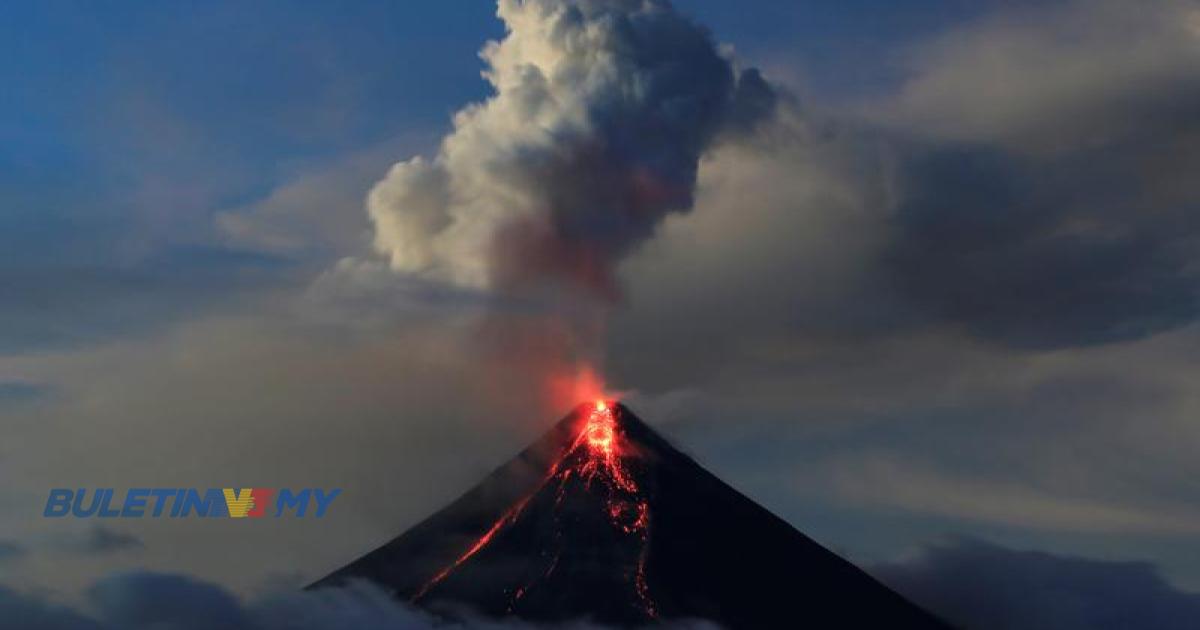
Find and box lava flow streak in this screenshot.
[413,401,657,619]
[411,494,533,602]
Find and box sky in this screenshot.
[2,1,1200,628]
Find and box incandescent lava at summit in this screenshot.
[310,402,951,629]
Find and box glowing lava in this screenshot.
[585,401,615,451]
[413,400,657,619]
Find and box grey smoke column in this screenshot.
[368,0,769,298]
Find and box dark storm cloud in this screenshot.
[888,137,1200,349]
[873,538,1200,630]
[0,585,103,630]
[88,573,250,630]
[613,13,1200,371]
[878,0,1200,349]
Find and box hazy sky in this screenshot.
[2,1,1200,627]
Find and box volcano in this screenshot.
[310,402,951,628]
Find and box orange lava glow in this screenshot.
[411,494,534,602]
[413,400,657,619]
[585,401,616,453]
[546,364,626,414]
[576,402,637,494]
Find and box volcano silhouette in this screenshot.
[311,402,950,628]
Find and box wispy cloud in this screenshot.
[62,526,145,555]
[828,453,1200,535]
[0,540,26,563]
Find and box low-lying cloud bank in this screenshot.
[0,573,719,630]
[6,538,1199,630]
[1,575,446,630]
[873,538,1200,630]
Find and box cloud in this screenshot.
[0,382,48,404]
[872,538,1200,630]
[886,138,1199,349]
[882,0,1200,152]
[189,0,1200,363]
[88,572,250,630]
[0,540,26,563]
[0,247,290,354]
[215,139,431,262]
[0,585,103,630]
[827,452,1200,535]
[65,526,145,555]
[7,544,1200,630]
[367,0,771,296]
[0,572,721,630]
[609,0,1200,365]
[5,0,1200,608]
[876,0,1200,348]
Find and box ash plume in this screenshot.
[368,0,773,299]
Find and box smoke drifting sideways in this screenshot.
[362,0,775,406]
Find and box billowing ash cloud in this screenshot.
[368,0,771,298]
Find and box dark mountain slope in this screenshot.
[312,402,952,629]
